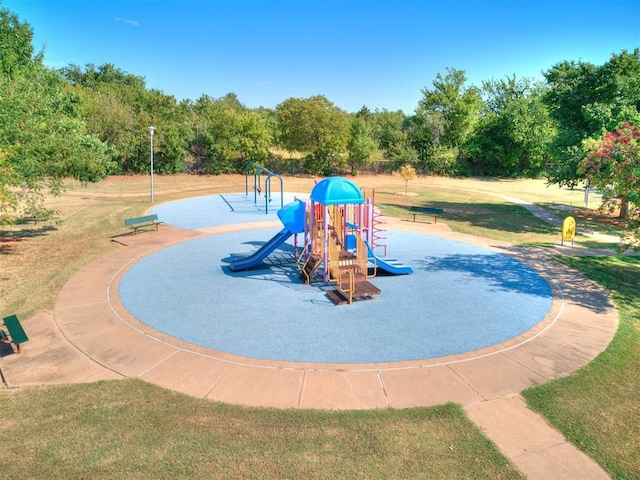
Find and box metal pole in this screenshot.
[149,126,155,203]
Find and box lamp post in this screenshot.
[149,126,155,203]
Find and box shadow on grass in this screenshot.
[576,240,620,251]
[381,200,559,235]
[499,246,618,315]
[557,255,640,310]
[0,225,57,254]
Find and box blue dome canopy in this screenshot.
[310,177,364,205]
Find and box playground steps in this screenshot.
[353,275,381,298]
[300,253,322,284]
[326,290,350,306]
[327,271,381,305]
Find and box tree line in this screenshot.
[1,6,639,227]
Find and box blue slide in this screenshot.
[364,240,413,275]
[229,228,293,271]
[229,199,306,272]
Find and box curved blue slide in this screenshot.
[229,199,306,272]
[229,228,293,271]
[364,240,413,275]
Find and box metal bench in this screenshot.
[1,314,29,354]
[409,206,444,223]
[124,214,163,235]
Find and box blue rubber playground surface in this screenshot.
[117,193,553,364]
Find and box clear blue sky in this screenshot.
[4,0,639,113]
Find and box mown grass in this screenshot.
[523,255,640,480]
[0,381,523,479]
[0,174,637,478]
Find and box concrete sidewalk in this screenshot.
[1,217,617,479]
[465,395,610,479]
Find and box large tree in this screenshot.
[347,116,376,175]
[367,109,418,171]
[369,109,406,152]
[61,63,193,174]
[0,3,36,77]
[0,8,113,222]
[192,94,271,174]
[468,76,556,177]
[416,67,482,149]
[414,67,482,175]
[580,123,640,249]
[544,49,640,187]
[276,95,350,175]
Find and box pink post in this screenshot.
[323,205,329,285]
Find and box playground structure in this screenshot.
[230,172,412,305]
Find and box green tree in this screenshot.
[405,113,438,162]
[276,95,350,175]
[237,109,273,165]
[405,113,458,175]
[0,6,35,77]
[468,76,555,176]
[416,67,482,149]
[584,49,640,134]
[61,63,191,174]
[140,89,191,174]
[580,123,639,229]
[217,92,246,113]
[369,109,406,152]
[0,8,113,222]
[192,94,271,173]
[543,49,640,187]
[367,109,418,172]
[347,116,376,175]
[71,83,141,169]
[414,68,482,175]
[62,62,147,91]
[193,95,241,174]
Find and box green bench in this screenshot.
[409,206,444,224]
[1,314,29,354]
[124,214,163,235]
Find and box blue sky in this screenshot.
[4,0,639,113]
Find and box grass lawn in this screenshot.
[0,382,523,479]
[1,173,638,478]
[523,255,640,480]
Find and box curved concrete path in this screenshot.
[3,217,618,408]
[1,205,617,479]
